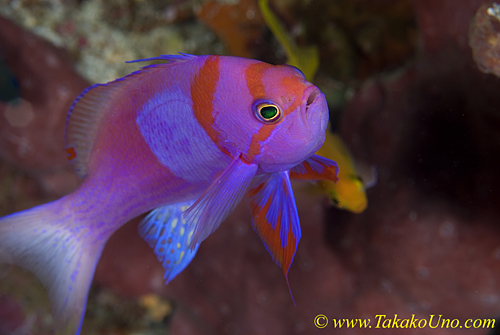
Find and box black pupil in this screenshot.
[260,105,278,119]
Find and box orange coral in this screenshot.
[197,0,264,58]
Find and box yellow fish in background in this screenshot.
[258,0,369,213]
[258,0,319,81]
[315,133,367,213]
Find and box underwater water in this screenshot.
[1,0,500,334]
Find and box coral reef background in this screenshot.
[1,0,500,334]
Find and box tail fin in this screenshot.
[0,200,106,335]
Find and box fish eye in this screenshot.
[253,100,282,124]
[350,174,364,183]
[330,197,342,207]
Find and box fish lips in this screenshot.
[303,85,328,136]
[287,85,328,150]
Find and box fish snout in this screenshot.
[303,85,328,133]
[304,85,320,113]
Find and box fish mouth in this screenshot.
[303,85,321,123]
[302,85,327,129]
[304,86,320,114]
[285,84,327,144]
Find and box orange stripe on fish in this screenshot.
[246,126,274,161]
[191,56,230,156]
[244,62,273,161]
[280,74,305,115]
[245,62,272,99]
[66,147,77,161]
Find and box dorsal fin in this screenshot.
[65,53,198,178]
[125,53,197,64]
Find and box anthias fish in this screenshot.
[0,54,338,335]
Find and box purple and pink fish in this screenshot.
[0,54,338,335]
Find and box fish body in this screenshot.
[0,54,338,335]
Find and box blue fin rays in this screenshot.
[138,201,199,283]
[126,53,197,64]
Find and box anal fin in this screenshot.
[248,171,301,304]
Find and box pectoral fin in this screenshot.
[183,155,258,246]
[289,155,339,182]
